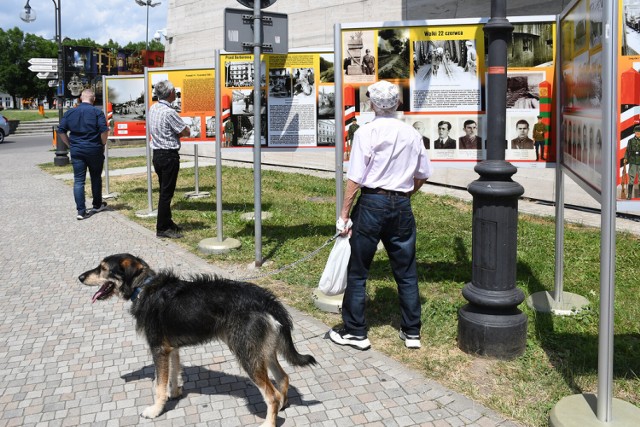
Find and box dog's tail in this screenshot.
[279,326,318,367]
[267,300,317,367]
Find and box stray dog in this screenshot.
[79,253,317,426]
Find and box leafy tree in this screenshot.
[0,27,164,108]
[0,27,56,107]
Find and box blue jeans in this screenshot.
[71,152,104,214]
[342,193,422,336]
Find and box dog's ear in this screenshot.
[119,256,148,295]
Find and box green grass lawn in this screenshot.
[2,109,59,121]
[39,156,150,175]
[44,163,640,426]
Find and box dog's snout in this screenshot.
[79,273,86,283]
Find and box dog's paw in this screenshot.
[141,405,163,419]
[169,386,183,400]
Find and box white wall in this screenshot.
[164,0,572,68]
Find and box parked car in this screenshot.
[0,114,10,143]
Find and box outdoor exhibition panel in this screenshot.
[337,16,557,168]
[145,66,217,144]
[218,50,334,148]
[103,75,145,139]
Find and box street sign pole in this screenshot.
[252,0,263,267]
[53,0,69,166]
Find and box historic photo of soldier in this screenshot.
[343,30,376,83]
[506,72,544,110]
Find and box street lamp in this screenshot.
[21,0,69,166]
[135,0,162,50]
[153,28,172,43]
[457,0,527,359]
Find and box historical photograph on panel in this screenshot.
[589,0,603,49]
[574,1,589,55]
[343,30,376,84]
[317,119,336,146]
[232,89,255,115]
[225,61,266,88]
[378,29,410,79]
[623,0,640,55]
[507,23,554,68]
[412,39,478,90]
[292,68,315,98]
[205,116,216,138]
[587,50,602,108]
[414,40,454,84]
[268,68,292,98]
[235,115,266,146]
[107,79,145,121]
[319,53,335,83]
[506,71,545,110]
[405,117,431,150]
[318,85,335,118]
[181,116,201,138]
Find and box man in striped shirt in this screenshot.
[148,80,190,239]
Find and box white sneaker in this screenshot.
[399,330,421,349]
[329,328,371,351]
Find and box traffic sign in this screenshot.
[224,7,288,54]
[236,0,277,8]
[36,72,58,80]
[29,58,57,65]
[29,64,58,72]
[47,80,59,87]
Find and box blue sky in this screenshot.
[0,0,169,46]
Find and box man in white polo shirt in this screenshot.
[329,80,433,350]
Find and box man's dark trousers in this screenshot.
[153,149,180,232]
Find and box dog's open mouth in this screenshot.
[92,281,115,303]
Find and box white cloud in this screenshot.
[0,0,168,46]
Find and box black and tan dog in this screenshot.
[79,253,317,426]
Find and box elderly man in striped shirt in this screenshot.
[148,80,190,239]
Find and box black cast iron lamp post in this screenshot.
[457,0,528,359]
[21,0,69,166]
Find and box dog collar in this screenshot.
[130,275,154,301]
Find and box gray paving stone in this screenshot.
[10,136,625,427]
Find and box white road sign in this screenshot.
[28,58,57,65]
[36,72,58,79]
[29,64,58,72]
[47,80,59,87]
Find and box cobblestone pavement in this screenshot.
[2,137,525,427]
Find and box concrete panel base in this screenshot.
[549,394,640,427]
[312,288,343,313]
[198,237,241,254]
[527,291,590,315]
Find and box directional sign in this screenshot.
[47,80,59,87]
[36,72,58,80]
[29,64,58,72]
[29,58,57,65]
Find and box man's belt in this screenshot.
[361,187,409,197]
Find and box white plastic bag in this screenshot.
[318,235,351,296]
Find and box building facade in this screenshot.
[163,0,572,68]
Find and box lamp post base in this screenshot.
[458,304,528,360]
[54,151,69,166]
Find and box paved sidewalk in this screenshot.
[0,146,525,426]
